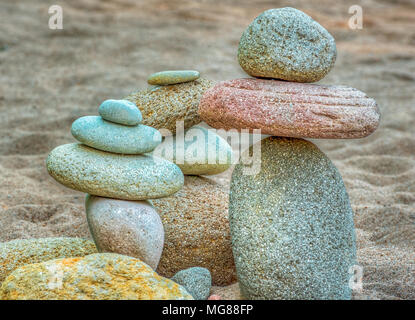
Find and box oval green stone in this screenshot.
[71,116,161,154]
[147,70,200,85]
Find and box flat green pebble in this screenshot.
[147,70,200,85]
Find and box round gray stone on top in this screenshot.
[229,137,356,300]
[46,143,184,200]
[171,267,212,300]
[238,7,337,82]
[98,99,142,126]
[71,116,161,154]
[147,70,200,85]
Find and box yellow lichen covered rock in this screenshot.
[0,237,97,283]
[0,253,193,300]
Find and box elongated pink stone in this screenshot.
[198,78,380,139]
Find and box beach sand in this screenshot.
[0,0,414,299]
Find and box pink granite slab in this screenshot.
[198,78,380,139]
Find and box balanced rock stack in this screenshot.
[199,7,380,300]
[126,71,236,287]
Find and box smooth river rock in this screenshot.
[152,125,233,175]
[0,253,193,300]
[46,143,184,200]
[152,175,236,286]
[199,78,380,139]
[125,78,215,134]
[147,70,200,85]
[98,99,142,126]
[171,267,212,300]
[0,237,97,283]
[238,7,337,82]
[86,195,164,270]
[71,116,161,154]
[229,137,356,300]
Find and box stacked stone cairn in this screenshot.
[198,7,380,300]
[0,7,382,301]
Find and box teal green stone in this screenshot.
[152,125,233,176]
[46,143,184,200]
[98,99,142,126]
[147,70,200,85]
[71,116,161,154]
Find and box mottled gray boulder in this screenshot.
[229,137,356,300]
[238,7,336,82]
[171,267,212,300]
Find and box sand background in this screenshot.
[0,0,414,299]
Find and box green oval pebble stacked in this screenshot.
[147,70,200,85]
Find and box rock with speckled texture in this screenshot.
[171,267,211,300]
[152,125,233,175]
[229,137,356,300]
[147,70,200,85]
[125,78,215,134]
[198,78,380,139]
[46,143,184,200]
[71,116,161,154]
[86,195,164,270]
[98,99,142,126]
[152,175,236,286]
[0,253,193,300]
[238,7,337,82]
[0,237,97,283]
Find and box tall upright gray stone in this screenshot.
[229,137,356,300]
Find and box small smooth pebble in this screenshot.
[152,125,233,176]
[0,253,193,300]
[98,99,142,126]
[147,70,200,85]
[71,116,161,154]
[86,195,164,270]
[238,7,337,82]
[208,294,221,300]
[229,137,356,300]
[125,78,214,134]
[199,78,380,139]
[171,267,212,300]
[46,143,184,200]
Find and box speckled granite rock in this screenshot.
[0,253,193,300]
[171,267,211,300]
[86,195,164,270]
[238,7,336,82]
[199,78,380,139]
[152,125,233,175]
[125,78,215,134]
[46,143,184,200]
[0,237,97,283]
[229,137,356,300]
[152,176,236,286]
[71,116,161,154]
[147,70,200,85]
[98,99,142,126]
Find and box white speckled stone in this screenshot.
[71,116,161,154]
[238,7,337,82]
[86,195,164,270]
[152,125,233,176]
[46,143,184,200]
[229,137,356,300]
[98,99,142,126]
